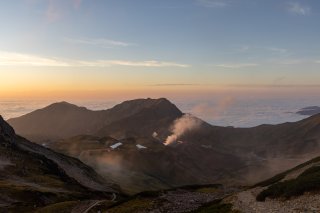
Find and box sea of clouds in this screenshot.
[1,97,319,127]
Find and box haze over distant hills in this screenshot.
[7,98,320,194]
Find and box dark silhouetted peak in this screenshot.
[109,98,183,117]
[0,116,15,137]
[297,106,320,116]
[8,98,183,141]
[39,101,90,114]
[46,101,85,110]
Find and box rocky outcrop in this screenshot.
[0,115,15,143]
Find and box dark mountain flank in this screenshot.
[8,98,182,141]
[0,116,119,212]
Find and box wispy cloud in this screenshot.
[149,83,201,87]
[79,60,189,68]
[64,38,136,48]
[196,0,228,8]
[271,58,320,65]
[216,63,259,69]
[0,51,70,67]
[0,51,189,68]
[237,46,288,54]
[229,84,320,88]
[287,2,311,15]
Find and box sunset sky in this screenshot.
[1,0,320,100]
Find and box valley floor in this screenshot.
[56,185,239,213]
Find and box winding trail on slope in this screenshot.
[71,200,103,213]
[71,193,117,213]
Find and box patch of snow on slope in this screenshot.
[152,132,158,138]
[136,144,147,149]
[110,142,123,149]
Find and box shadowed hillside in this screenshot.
[0,116,119,212]
[227,156,320,212]
[8,98,182,141]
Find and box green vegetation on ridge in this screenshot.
[257,165,320,201]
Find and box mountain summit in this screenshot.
[8,98,182,141]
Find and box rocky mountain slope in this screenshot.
[62,156,320,213]
[47,135,243,194]
[226,156,320,212]
[0,116,119,212]
[8,98,182,141]
[7,98,320,192]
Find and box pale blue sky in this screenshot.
[0,0,320,99]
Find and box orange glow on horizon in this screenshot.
[1,85,320,101]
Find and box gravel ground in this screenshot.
[227,187,320,213]
[152,189,220,213]
[146,187,239,213]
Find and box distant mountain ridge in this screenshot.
[297,106,320,116]
[7,98,320,193]
[8,98,182,141]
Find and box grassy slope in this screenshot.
[255,156,320,201]
[257,165,320,201]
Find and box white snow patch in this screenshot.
[136,144,147,149]
[152,132,158,138]
[110,142,123,149]
[201,145,212,149]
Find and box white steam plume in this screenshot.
[164,114,202,146]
